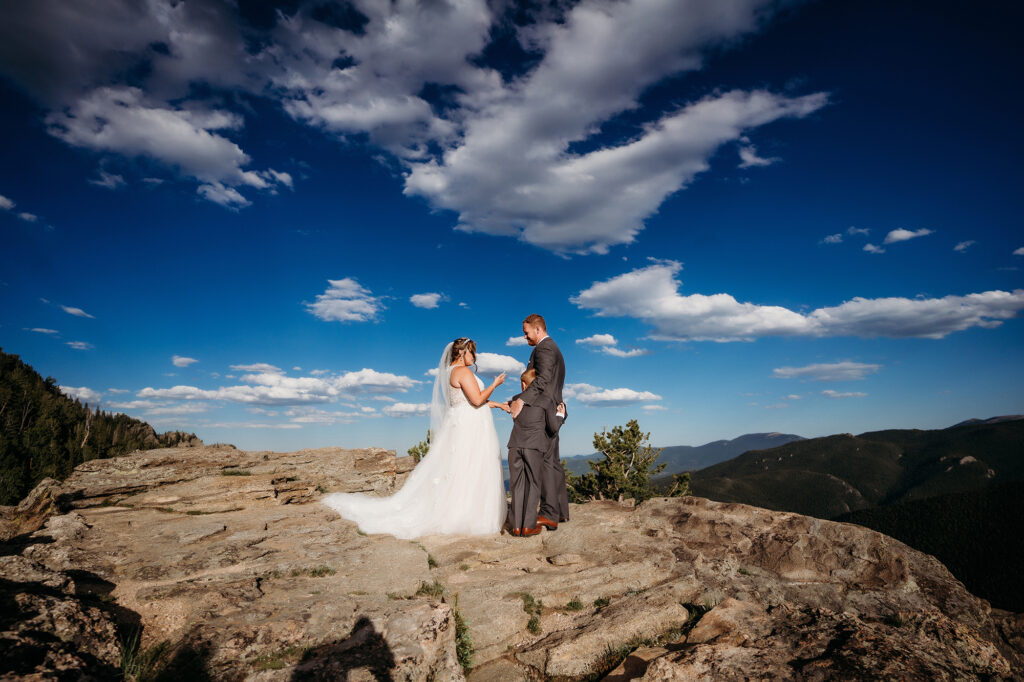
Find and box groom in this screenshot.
[511,314,569,529]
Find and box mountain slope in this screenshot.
[0,348,198,504]
[565,432,805,477]
[689,420,1024,519]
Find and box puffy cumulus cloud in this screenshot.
[333,368,420,395]
[4,0,827,247]
[822,389,867,399]
[172,355,198,368]
[306,278,381,322]
[564,383,661,407]
[821,233,843,244]
[0,195,14,210]
[66,341,93,350]
[863,243,885,254]
[773,361,881,381]
[577,334,617,347]
[1014,247,1024,256]
[60,385,101,403]
[475,352,526,377]
[883,228,933,244]
[573,261,1024,341]
[138,366,418,407]
[954,240,976,253]
[410,292,444,309]
[848,227,870,236]
[18,212,38,223]
[506,336,529,347]
[61,305,94,318]
[383,402,431,418]
[408,88,826,254]
[45,87,290,207]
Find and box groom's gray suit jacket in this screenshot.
[507,392,564,451]
[519,337,565,408]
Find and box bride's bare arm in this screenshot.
[451,367,506,407]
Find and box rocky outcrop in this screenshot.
[0,444,1020,680]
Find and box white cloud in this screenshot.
[107,388,130,394]
[737,144,778,168]
[18,212,38,223]
[172,355,198,367]
[783,395,802,400]
[306,278,381,322]
[773,361,881,381]
[383,402,431,418]
[203,421,303,430]
[60,385,102,403]
[506,335,529,347]
[954,240,975,253]
[44,87,289,208]
[28,328,58,334]
[66,341,93,350]
[1014,247,1024,256]
[475,352,526,377]
[333,368,420,395]
[145,403,210,416]
[847,227,870,236]
[821,233,842,244]
[564,382,661,407]
[577,334,617,347]
[285,406,361,424]
[61,305,94,318]
[410,292,444,309]
[883,228,933,244]
[230,363,282,374]
[642,404,668,411]
[572,260,1024,341]
[602,347,648,358]
[89,170,126,189]
[107,400,158,410]
[863,243,885,254]
[822,389,867,399]
[0,195,13,210]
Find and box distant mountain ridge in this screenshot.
[564,431,805,477]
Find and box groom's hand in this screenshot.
[510,398,524,418]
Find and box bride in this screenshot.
[321,338,507,539]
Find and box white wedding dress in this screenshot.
[322,345,505,539]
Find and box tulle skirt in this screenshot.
[322,403,505,539]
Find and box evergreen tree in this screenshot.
[0,348,199,504]
[407,429,431,464]
[566,419,690,504]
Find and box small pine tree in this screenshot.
[407,429,431,463]
[566,419,690,504]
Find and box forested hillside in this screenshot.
[0,349,198,504]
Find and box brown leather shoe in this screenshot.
[536,514,558,531]
[509,528,522,537]
[520,526,541,536]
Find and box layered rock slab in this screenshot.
[0,444,1020,680]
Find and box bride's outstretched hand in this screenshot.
[492,372,506,387]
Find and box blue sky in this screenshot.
[1,0,1022,457]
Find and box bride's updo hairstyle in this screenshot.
[449,337,477,365]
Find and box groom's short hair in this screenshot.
[523,313,546,330]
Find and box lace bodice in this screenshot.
[447,368,483,407]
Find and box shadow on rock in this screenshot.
[291,616,395,681]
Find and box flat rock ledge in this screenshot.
[0,444,1021,681]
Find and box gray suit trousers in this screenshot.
[539,434,570,521]
[507,447,544,531]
